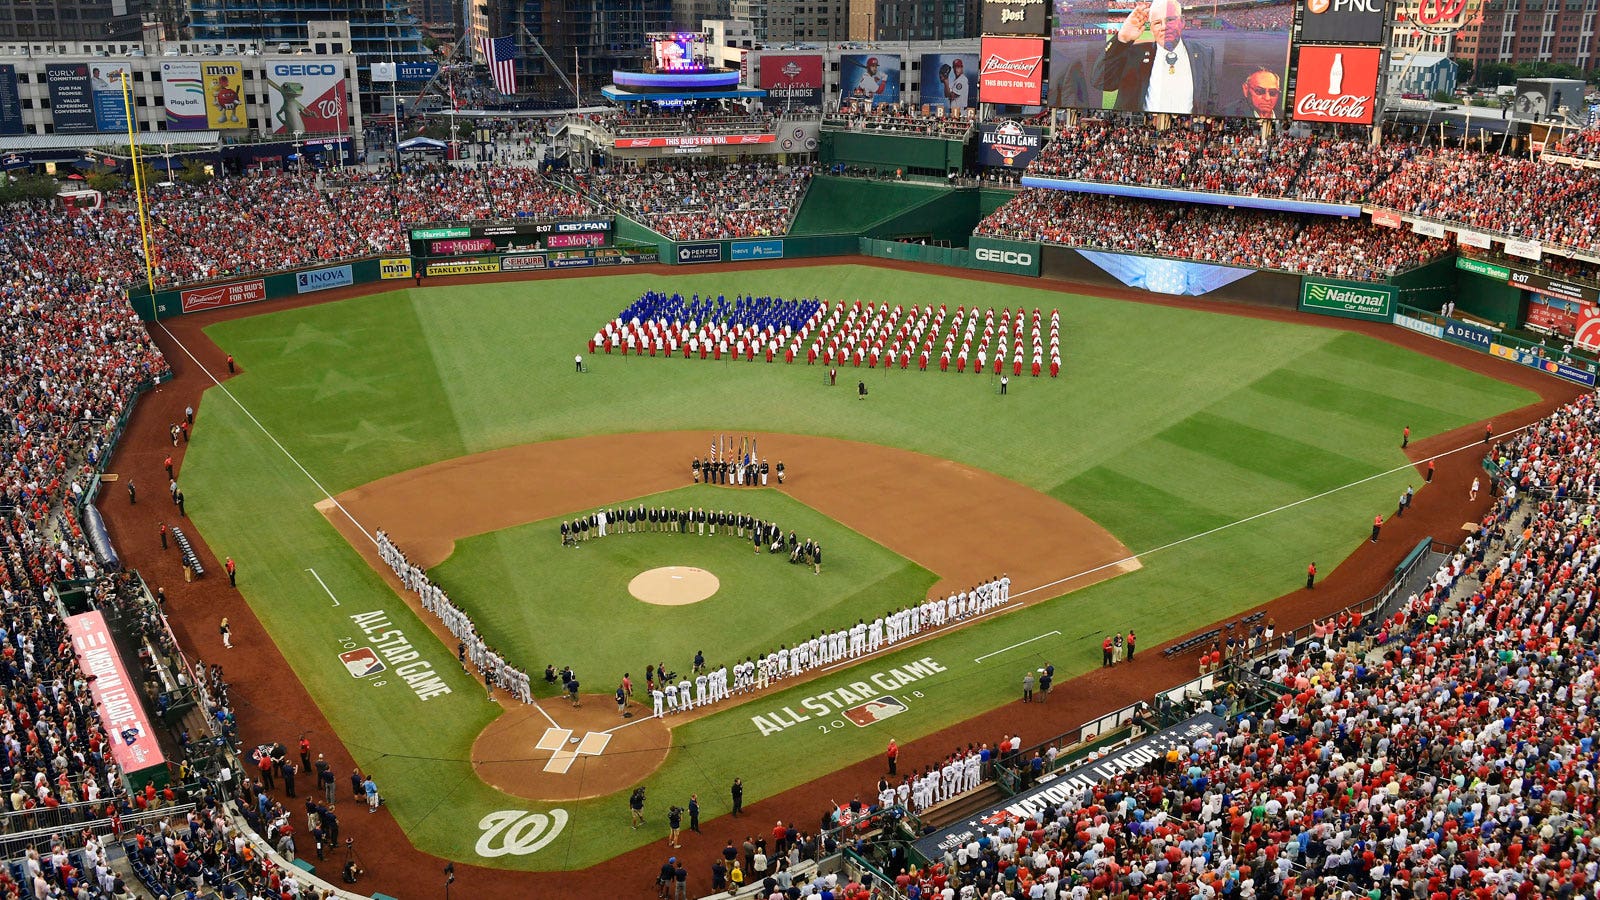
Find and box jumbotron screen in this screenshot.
[650,33,707,73]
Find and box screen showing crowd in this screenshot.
[1049,0,1292,118]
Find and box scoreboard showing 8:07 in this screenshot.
[411,218,614,257]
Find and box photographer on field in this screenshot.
[630,785,647,828]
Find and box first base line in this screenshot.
[974,631,1061,663]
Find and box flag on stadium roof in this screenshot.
[479,35,518,95]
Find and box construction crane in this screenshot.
[517,23,581,107]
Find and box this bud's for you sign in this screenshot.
[1292,46,1380,125]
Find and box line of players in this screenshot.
[563,504,822,566]
[375,529,534,704]
[693,457,785,486]
[646,574,1012,718]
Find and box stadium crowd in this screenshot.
[568,162,812,240]
[877,394,1600,900]
[823,104,977,139]
[977,190,1449,280]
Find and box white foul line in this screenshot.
[158,324,561,731]
[975,630,1061,663]
[305,567,340,606]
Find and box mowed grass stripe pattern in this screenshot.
[182,265,1535,869]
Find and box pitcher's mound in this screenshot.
[629,566,718,605]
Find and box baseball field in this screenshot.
[174,262,1533,871]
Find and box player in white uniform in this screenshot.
[652,688,666,717]
[941,58,969,110]
[851,57,890,104]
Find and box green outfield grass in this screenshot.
[180,264,1536,870]
[431,486,936,687]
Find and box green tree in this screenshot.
[0,172,62,205]
[1454,58,1475,86]
[177,159,213,185]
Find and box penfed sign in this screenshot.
[1299,277,1395,321]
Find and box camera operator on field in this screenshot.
[630,785,647,828]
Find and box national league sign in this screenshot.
[1292,46,1379,125]
[978,37,1046,106]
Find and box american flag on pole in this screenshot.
[479,34,518,95]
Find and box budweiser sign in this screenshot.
[978,37,1046,106]
[981,53,1040,76]
[1294,92,1372,121]
[1292,46,1380,125]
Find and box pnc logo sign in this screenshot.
[974,248,1033,265]
[1308,0,1380,12]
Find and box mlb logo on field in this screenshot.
[339,647,386,678]
[843,696,907,727]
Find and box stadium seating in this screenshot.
[566,162,813,241]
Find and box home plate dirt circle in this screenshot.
[629,566,719,605]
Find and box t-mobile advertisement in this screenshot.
[546,232,607,249]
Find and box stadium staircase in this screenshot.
[916,781,1008,831]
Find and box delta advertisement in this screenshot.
[1048,0,1292,117]
[1299,0,1386,43]
[46,63,96,134]
[1291,46,1379,125]
[758,54,824,107]
[841,54,901,107]
[0,65,22,136]
[920,54,979,112]
[265,58,347,134]
[978,120,1045,168]
[89,64,132,132]
[979,37,1047,106]
[67,611,166,777]
[201,60,249,130]
[160,60,207,130]
[982,0,1051,35]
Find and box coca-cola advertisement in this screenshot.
[1292,46,1380,125]
[978,38,1046,106]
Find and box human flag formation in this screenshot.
[480,35,518,95]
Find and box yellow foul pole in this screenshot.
[119,70,159,319]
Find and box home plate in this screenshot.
[535,728,572,751]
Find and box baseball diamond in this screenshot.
[10,73,1599,900]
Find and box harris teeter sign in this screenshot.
[1299,278,1395,321]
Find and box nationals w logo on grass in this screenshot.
[843,696,907,727]
[339,647,386,678]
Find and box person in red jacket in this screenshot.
[1306,561,1317,589]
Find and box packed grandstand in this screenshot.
[9,101,1600,899]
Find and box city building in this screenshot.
[850,0,970,42]
[0,0,143,42]
[482,0,674,101]
[186,0,427,71]
[732,0,847,42]
[674,0,731,32]
[0,25,364,147]
[1451,0,1598,70]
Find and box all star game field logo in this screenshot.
[843,695,907,727]
[339,647,386,678]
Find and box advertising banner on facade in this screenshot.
[89,64,131,132]
[1292,46,1379,124]
[0,65,22,136]
[977,121,1045,168]
[201,60,249,130]
[978,38,1046,106]
[759,54,824,107]
[614,134,774,149]
[1455,256,1510,281]
[981,0,1050,34]
[372,61,440,82]
[379,258,414,279]
[67,611,166,775]
[920,54,979,111]
[731,239,784,260]
[159,60,207,130]
[295,264,354,294]
[265,58,347,134]
[841,54,901,107]
[677,243,723,264]
[1299,0,1386,43]
[46,63,96,134]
